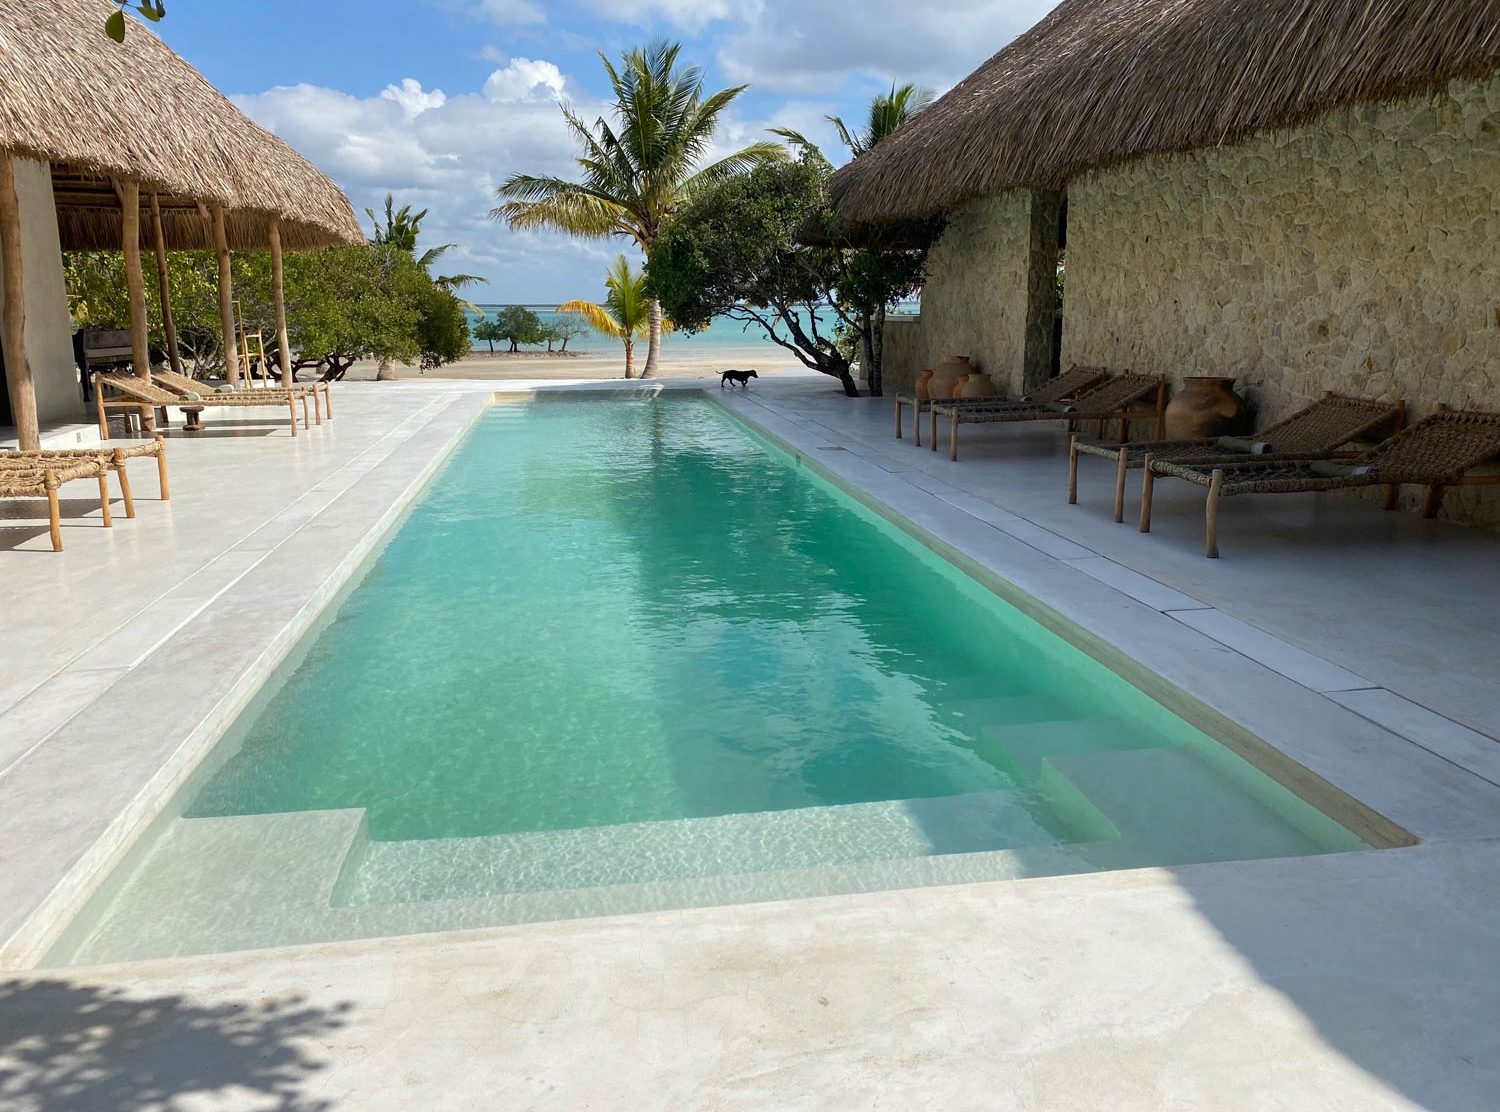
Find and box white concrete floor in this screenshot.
[2,374,1499,1110]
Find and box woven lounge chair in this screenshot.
[0,456,116,551]
[1,435,169,516]
[930,373,1167,462]
[95,373,310,439]
[1069,391,1405,523]
[895,364,1108,447]
[1139,406,1500,557]
[152,366,331,425]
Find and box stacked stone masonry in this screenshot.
[1063,73,1500,525]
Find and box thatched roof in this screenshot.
[830,0,1500,223]
[0,0,361,249]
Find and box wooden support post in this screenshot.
[269,218,293,390]
[44,470,61,551]
[1113,445,1130,523]
[116,179,154,433]
[894,397,903,440]
[0,155,38,451]
[211,203,240,386]
[912,398,922,448]
[1067,434,1080,504]
[111,448,135,518]
[1138,453,1156,533]
[149,191,183,378]
[1205,469,1224,558]
[949,409,960,462]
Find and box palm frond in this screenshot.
[557,298,625,339]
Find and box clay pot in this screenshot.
[960,372,998,399]
[915,368,934,400]
[1164,376,1250,439]
[931,354,972,400]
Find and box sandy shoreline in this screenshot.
[342,349,810,383]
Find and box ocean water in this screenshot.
[51,396,1370,963]
[465,304,893,361]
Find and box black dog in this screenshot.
[721,369,759,389]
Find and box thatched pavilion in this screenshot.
[831,0,1500,521]
[0,0,361,451]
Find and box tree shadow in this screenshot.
[0,979,350,1111]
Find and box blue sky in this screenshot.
[151,1,1058,302]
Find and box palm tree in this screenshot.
[558,257,666,379]
[367,194,484,293]
[771,82,935,161]
[491,40,784,378]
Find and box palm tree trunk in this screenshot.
[641,298,662,378]
[624,338,634,379]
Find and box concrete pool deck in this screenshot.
[2,374,1498,1109]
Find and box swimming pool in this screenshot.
[51,394,1372,963]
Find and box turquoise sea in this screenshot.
[464,304,906,361]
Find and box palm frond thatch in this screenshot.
[829,0,1500,223]
[0,0,362,249]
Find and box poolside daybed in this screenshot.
[95,373,310,438]
[1069,392,1405,523]
[1140,407,1500,557]
[895,364,1108,447]
[0,456,116,551]
[931,373,1166,462]
[151,366,332,425]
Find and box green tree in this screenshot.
[283,244,426,380]
[559,257,662,379]
[650,156,879,395]
[495,305,545,352]
[473,314,504,353]
[771,82,939,395]
[491,40,783,378]
[416,284,472,371]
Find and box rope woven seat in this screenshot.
[0,457,115,551]
[894,364,1107,447]
[1069,392,1405,522]
[1,434,170,513]
[1139,407,1500,557]
[928,372,1167,461]
[95,373,310,439]
[152,367,331,425]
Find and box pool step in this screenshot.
[978,716,1164,783]
[1036,746,1347,869]
[336,789,1063,906]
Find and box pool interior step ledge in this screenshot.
[49,724,1366,966]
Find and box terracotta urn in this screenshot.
[1164,376,1250,439]
[931,354,972,400]
[959,372,998,399]
[915,368,934,400]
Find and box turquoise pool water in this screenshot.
[53,395,1369,963]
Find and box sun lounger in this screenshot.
[1,435,169,517]
[152,367,331,424]
[95,373,310,439]
[1139,406,1500,557]
[0,456,116,551]
[895,364,1107,447]
[930,373,1167,462]
[1069,391,1405,522]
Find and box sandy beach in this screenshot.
[342,347,811,383]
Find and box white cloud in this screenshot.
[455,0,547,26]
[234,60,616,301]
[582,0,733,33]
[380,78,448,120]
[481,58,567,102]
[717,0,1062,94]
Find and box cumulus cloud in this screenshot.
[452,0,547,26]
[581,0,734,33]
[234,59,616,301]
[717,0,1061,94]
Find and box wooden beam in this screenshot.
[211,203,239,386]
[0,156,38,451]
[269,218,292,387]
[116,179,155,433]
[149,191,183,377]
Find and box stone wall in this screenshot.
[1063,73,1500,524]
[881,190,1058,397]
